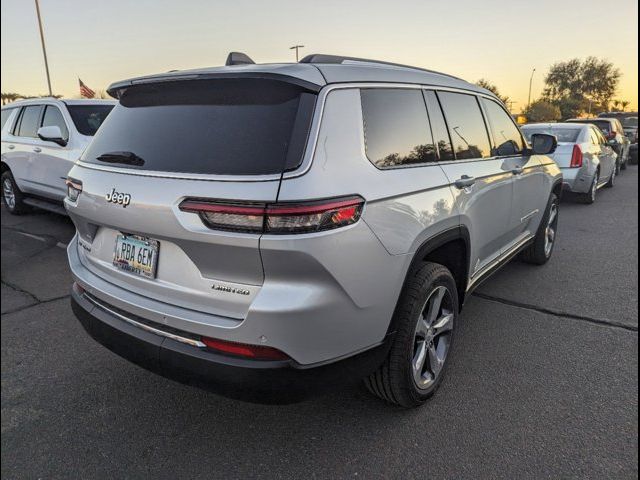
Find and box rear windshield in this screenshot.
[622,117,638,127]
[67,105,114,136]
[81,79,316,175]
[573,120,611,133]
[522,127,581,143]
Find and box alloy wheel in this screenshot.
[3,178,15,210]
[544,201,558,257]
[412,286,454,390]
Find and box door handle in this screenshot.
[511,166,524,175]
[454,175,476,189]
[33,147,42,153]
[7,144,15,150]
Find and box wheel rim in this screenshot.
[412,286,454,390]
[3,178,15,209]
[544,201,558,257]
[591,173,598,202]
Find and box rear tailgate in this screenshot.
[66,76,317,319]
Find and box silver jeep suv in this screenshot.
[66,53,562,407]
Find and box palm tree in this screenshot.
[1,92,22,105]
[621,100,630,112]
[612,100,621,111]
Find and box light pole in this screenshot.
[290,45,305,62]
[527,67,536,111]
[34,0,53,96]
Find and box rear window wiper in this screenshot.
[96,151,145,167]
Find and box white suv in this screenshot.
[1,98,115,215]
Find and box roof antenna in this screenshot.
[225,52,255,66]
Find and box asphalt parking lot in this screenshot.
[2,168,638,479]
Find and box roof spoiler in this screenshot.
[225,52,255,66]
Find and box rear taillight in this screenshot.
[570,145,583,168]
[201,337,289,361]
[65,177,83,202]
[179,196,364,234]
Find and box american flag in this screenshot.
[79,78,95,98]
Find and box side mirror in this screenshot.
[37,125,67,146]
[531,133,557,155]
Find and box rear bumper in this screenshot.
[71,284,391,403]
[561,167,594,194]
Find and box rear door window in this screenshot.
[481,98,524,156]
[16,105,43,138]
[361,88,436,168]
[437,92,491,160]
[81,79,316,175]
[42,106,69,141]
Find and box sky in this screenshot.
[1,0,638,112]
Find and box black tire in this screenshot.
[579,172,598,205]
[364,262,458,408]
[629,149,638,165]
[521,192,559,265]
[1,170,29,215]
[621,159,627,170]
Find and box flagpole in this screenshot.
[34,0,53,96]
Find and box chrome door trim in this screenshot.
[466,233,534,292]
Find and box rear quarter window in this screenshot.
[361,88,436,168]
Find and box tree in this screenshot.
[621,100,630,112]
[476,79,510,105]
[542,57,621,118]
[524,100,562,123]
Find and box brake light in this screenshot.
[201,337,289,361]
[65,177,83,202]
[179,196,364,234]
[570,145,583,168]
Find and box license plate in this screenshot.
[112,234,159,279]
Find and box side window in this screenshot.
[16,106,42,138]
[1,109,15,130]
[437,92,491,160]
[481,98,524,156]
[423,90,455,161]
[361,88,436,168]
[42,106,69,141]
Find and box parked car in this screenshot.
[522,123,617,204]
[566,117,630,170]
[65,53,562,407]
[1,98,115,215]
[598,112,638,164]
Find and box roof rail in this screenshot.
[225,52,255,66]
[299,54,464,81]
